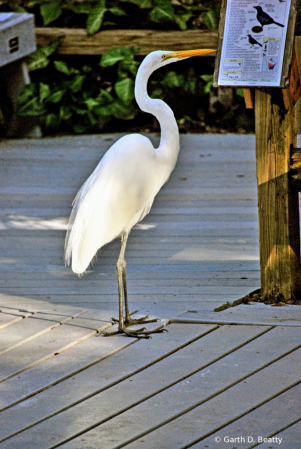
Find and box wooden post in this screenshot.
[255,88,301,302]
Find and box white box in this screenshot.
[0,13,36,68]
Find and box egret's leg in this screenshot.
[115,232,128,331]
[120,234,157,325]
[104,232,165,339]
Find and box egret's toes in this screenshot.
[101,325,167,339]
[125,315,159,325]
[111,314,158,326]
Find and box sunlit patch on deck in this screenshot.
[133,223,157,231]
[0,216,68,230]
[171,246,259,261]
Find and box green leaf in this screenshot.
[119,0,152,7]
[118,60,139,78]
[200,75,213,82]
[43,39,61,57]
[110,100,137,120]
[149,6,174,23]
[66,2,91,14]
[69,75,86,93]
[27,49,50,71]
[98,89,114,105]
[85,98,100,111]
[72,106,88,115]
[82,65,93,73]
[60,105,72,120]
[18,97,45,116]
[17,84,36,105]
[40,1,62,26]
[15,6,27,12]
[45,113,60,130]
[109,7,125,16]
[202,9,218,30]
[203,81,213,93]
[174,13,192,30]
[236,88,244,97]
[87,0,106,35]
[27,40,60,72]
[87,112,98,126]
[162,71,184,88]
[39,82,50,102]
[200,75,213,93]
[46,90,65,103]
[184,78,196,94]
[28,0,45,6]
[54,60,79,75]
[154,0,173,13]
[115,78,135,105]
[100,47,133,67]
[150,88,164,99]
[94,105,112,117]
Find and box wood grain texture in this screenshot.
[255,88,301,302]
[35,28,218,55]
[282,46,301,109]
[195,384,301,448]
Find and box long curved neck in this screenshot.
[135,61,180,167]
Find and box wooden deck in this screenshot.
[0,134,300,448]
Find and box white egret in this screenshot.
[65,48,215,338]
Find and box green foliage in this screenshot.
[86,1,126,35]
[115,78,135,105]
[11,1,252,134]
[17,43,141,134]
[200,75,213,94]
[202,9,219,30]
[40,1,62,26]
[27,39,60,71]
[236,88,245,97]
[100,47,137,67]
[10,0,221,34]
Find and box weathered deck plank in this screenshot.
[0,310,87,355]
[256,420,301,449]
[192,383,301,448]
[119,349,301,449]
[0,323,215,441]
[173,305,301,327]
[44,327,301,449]
[0,323,203,413]
[0,313,115,383]
[0,324,270,447]
[0,312,32,330]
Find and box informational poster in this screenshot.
[217,0,292,86]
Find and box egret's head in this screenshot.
[160,49,216,64]
[141,49,216,74]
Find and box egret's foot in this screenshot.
[102,325,167,339]
[111,314,158,326]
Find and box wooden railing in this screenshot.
[35,28,218,55]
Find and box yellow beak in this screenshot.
[163,49,216,60]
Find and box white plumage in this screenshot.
[65,48,214,337]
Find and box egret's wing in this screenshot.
[65,134,158,274]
